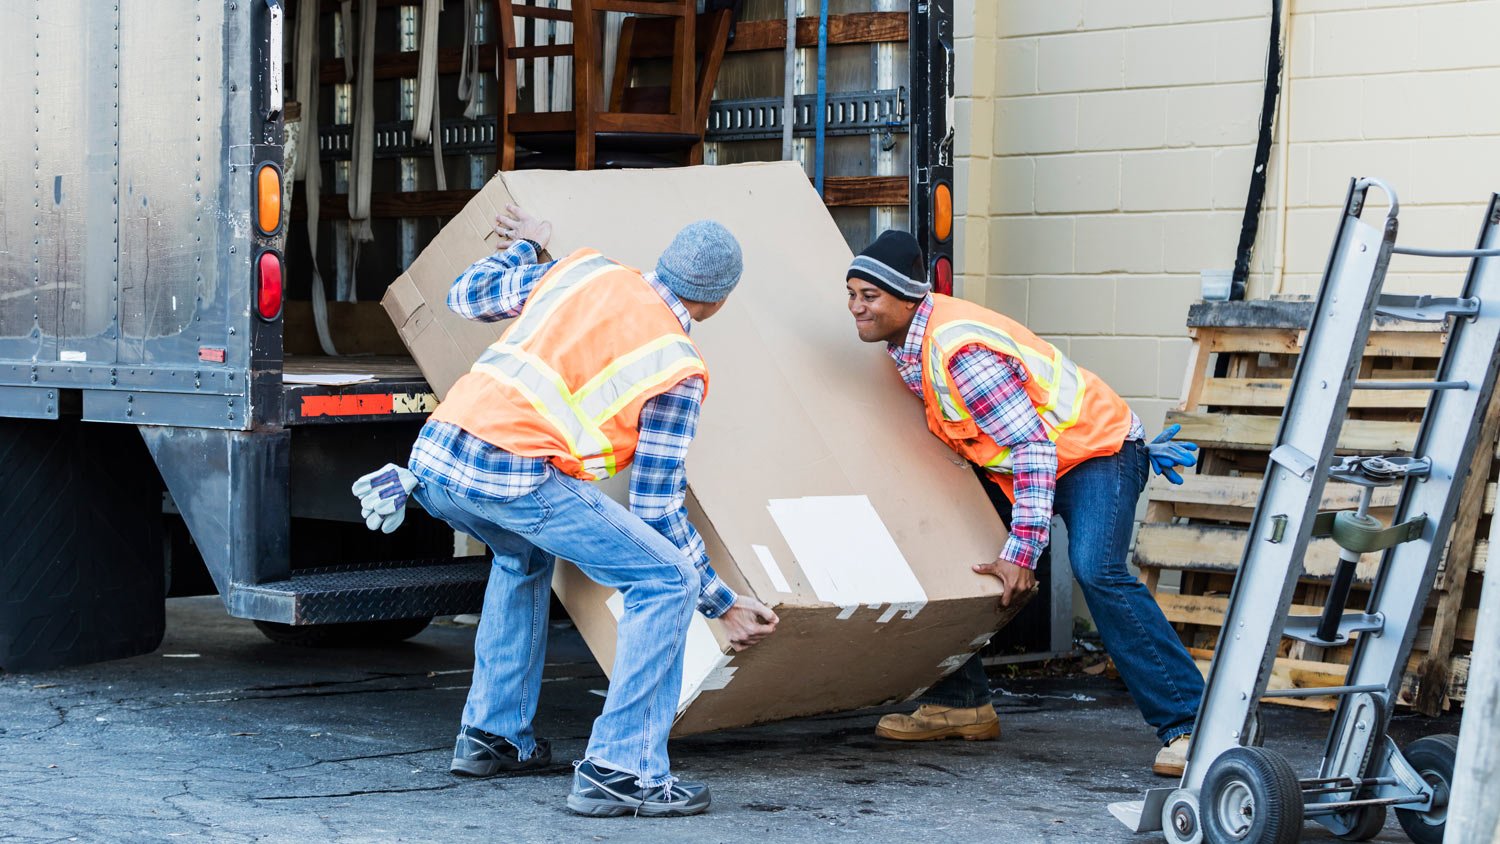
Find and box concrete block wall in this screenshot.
[953,0,1500,432]
[1261,0,1500,299]
[953,1,1269,433]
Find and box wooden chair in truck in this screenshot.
[495,0,732,170]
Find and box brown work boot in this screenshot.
[874,704,1000,742]
[1153,734,1191,777]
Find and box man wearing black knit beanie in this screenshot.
[845,229,1203,777]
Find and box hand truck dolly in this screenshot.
[1111,178,1500,844]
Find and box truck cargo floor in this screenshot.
[281,355,436,426]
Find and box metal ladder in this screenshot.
[1110,179,1500,844]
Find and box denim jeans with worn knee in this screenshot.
[921,440,1204,743]
[414,468,699,787]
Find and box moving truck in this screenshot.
[0,0,956,671]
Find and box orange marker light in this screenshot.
[256,164,282,235]
[933,182,953,243]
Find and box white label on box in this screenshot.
[606,591,729,711]
[766,495,927,614]
[749,544,792,593]
[876,601,926,624]
[60,350,86,362]
[698,665,737,692]
[937,654,970,674]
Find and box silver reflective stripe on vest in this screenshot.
[926,319,1090,458]
[502,253,618,347]
[472,345,617,478]
[469,256,705,480]
[575,335,705,422]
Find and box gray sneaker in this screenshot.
[450,726,552,777]
[565,760,712,818]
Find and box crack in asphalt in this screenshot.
[253,782,462,801]
[240,672,417,692]
[197,684,441,704]
[266,745,451,773]
[915,761,961,778]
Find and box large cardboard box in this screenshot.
[383,162,1027,734]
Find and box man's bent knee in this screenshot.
[1070,557,1139,593]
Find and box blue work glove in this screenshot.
[1146,424,1199,485]
[351,463,418,533]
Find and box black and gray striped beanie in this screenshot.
[847,230,930,302]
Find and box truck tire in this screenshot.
[253,617,433,648]
[0,418,166,672]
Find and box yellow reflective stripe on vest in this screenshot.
[472,344,617,479]
[1053,349,1089,430]
[983,446,1012,471]
[502,253,617,347]
[927,318,1087,441]
[471,336,702,480]
[576,335,704,423]
[467,253,704,480]
[924,336,967,421]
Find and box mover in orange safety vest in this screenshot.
[843,230,1203,778]
[431,247,715,482]
[354,206,778,817]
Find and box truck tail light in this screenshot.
[256,163,283,236]
[933,255,953,296]
[933,181,953,243]
[257,251,284,320]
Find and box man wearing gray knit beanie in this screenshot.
[654,219,745,312]
[358,205,776,818]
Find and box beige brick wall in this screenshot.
[1262,0,1500,299]
[953,0,1500,432]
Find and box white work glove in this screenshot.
[351,463,419,533]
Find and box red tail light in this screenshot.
[933,256,953,296]
[257,251,284,320]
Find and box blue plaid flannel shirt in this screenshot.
[409,240,737,618]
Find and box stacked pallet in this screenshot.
[1133,300,1491,714]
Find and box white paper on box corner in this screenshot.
[766,495,928,613]
[749,544,792,593]
[606,591,730,710]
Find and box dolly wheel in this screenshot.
[1202,747,1304,844]
[1333,805,1387,841]
[1395,734,1458,844]
[1161,789,1203,844]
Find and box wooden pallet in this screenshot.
[1134,300,1490,714]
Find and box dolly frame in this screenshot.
[1112,181,1500,843]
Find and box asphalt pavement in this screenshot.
[0,597,1454,842]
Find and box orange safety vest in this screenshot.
[431,248,709,481]
[919,294,1134,500]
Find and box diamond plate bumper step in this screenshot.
[227,557,491,625]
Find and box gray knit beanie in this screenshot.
[655,220,744,303]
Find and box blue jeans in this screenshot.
[921,440,1204,743]
[413,469,698,787]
